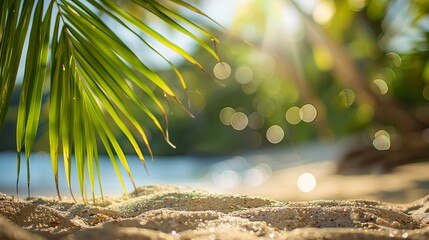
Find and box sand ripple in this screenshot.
[0,185,428,239]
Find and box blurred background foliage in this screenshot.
[1,0,429,156]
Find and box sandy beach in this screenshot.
[1,184,428,240]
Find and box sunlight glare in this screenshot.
[297,173,317,193]
[281,3,305,41]
[294,0,319,15]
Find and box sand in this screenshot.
[0,185,428,240]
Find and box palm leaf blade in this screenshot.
[63,7,172,154]
[83,89,133,198]
[98,0,208,75]
[0,0,220,200]
[49,13,64,200]
[0,1,34,127]
[59,31,75,200]
[24,1,53,158]
[15,0,49,197]
[141,0,220,61]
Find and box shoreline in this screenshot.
[213,161,429,204]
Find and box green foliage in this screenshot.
[0,0,219,202]
[154,0,429,154]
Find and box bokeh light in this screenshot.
[213,62,231,80]
[188,92,205,114]
[338,88,356,108]
[415,106,429,125]
[235,66,253,84]
[372,79,389,95]
[313,45,333,71]
[266,125,284,144]
[297,173,317,193]
[374,68,396,83]
[231,112,248,131]
[257,99,276,117]
[248,112,265,130]
[243,163,272,186]
[313,0,336,25]
[250,52,276,77]
[241,81,259,95]
[284,87,300,104]
[386,52,402,67]
[285,106,301,125]
[422,86,429,101]
[212,169,241,188]
[373,130,391,150]
[299,104,318,123]
[348,0,368,12]
[219,107,236,126]
[356,104,374,123]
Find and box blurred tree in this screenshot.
[156,0,429,172]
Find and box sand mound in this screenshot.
[0,185,428,239]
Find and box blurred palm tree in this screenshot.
[0,0,220,202]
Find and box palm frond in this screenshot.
[0,0,220,201]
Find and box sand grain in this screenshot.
[0,185,428,239]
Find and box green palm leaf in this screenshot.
[0,0,220,201]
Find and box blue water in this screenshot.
[0,152,218,198]
[0,141,342,198]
